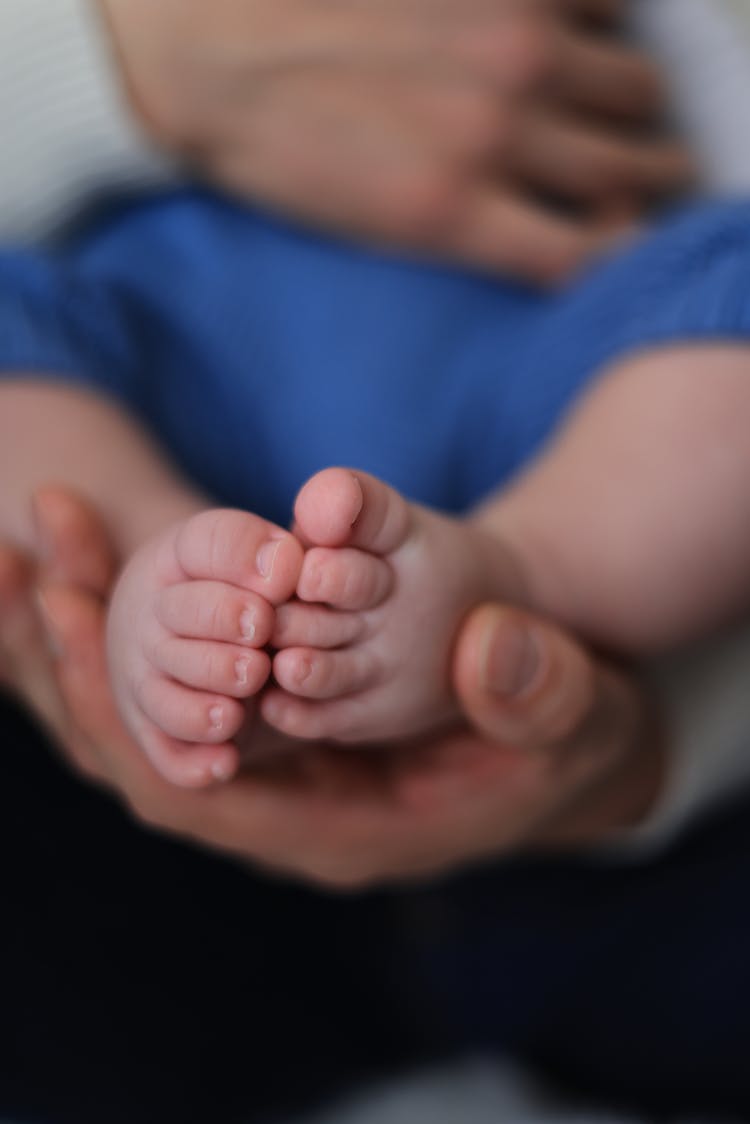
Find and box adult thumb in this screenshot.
[452,603,600,750]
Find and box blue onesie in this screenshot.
[2,191,750,527]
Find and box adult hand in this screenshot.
[99,0,689,283]
[0,489,663,886]
[0,488,116,784]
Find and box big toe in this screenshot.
[294,468,411,555]
[175,508,303,605]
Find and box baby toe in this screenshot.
[297,547,392,610]
[175,509,303,605]
[293,468,363,547]
[273,647,378,700]
[272,602,364,649]
[135,674,247,744]
[260,689,368,742]
[295,468,411,554]
[137,721,240,788]
[150,636,271,698]
[156,582,274,647]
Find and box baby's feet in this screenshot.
[107,508,303,787]
[263,469,522,743]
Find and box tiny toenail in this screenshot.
[209,704,224,731]
[349,474,364,525]
[239,607,256,642]
[185,763,211,785]
[235,657,250,687]
[211,758,235,782]
[256,540,281,580]
[296,657,313,685]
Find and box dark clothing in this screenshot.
[4,696,750,1123]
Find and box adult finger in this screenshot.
[220,134,611,283]
[0,488,118,779]
[0,544,33,689]
[0,543,70,736]
[511,109,692,203]
[32,486,118,594]
[452,603,636,758]
[552,25,663,120]
[36,583,121,785]
[441,185,628,282]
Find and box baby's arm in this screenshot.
[0,380,303,786]
[475,344,750,653]
[0,380,203,556]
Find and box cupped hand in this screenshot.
[0,488,116,784]
[99,0,690,283]
[0,488,662,886]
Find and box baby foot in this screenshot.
[263,469,522,743]
[107,508,303,787]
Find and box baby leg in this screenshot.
[473,343,750,652]
[108,508,303,787]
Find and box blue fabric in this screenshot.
[3,192,750,527]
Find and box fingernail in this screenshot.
[480,620,540,698]
[209,705,224,732]
[35,589,64,659]
[256,540,281,580]
[235,657,250,688]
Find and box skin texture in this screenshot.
[99,0,690,282]
[0,488,662,887]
